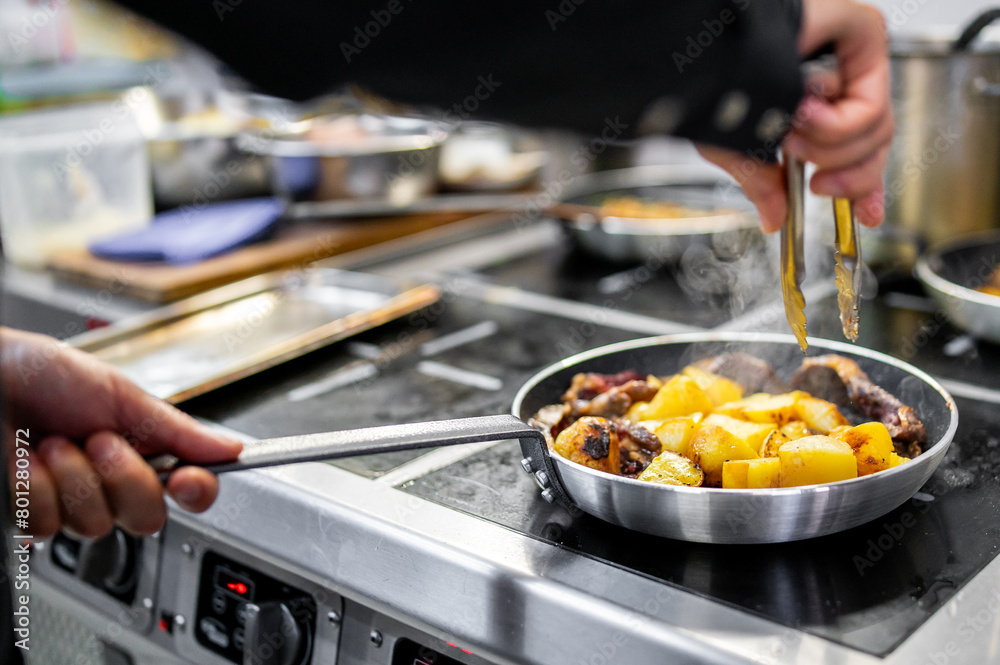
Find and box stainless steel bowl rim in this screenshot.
[915,230,1000,310]
[567,210,759,236]
[511,331,958,498]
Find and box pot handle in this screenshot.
[954,8,1000,52]
[150,413,569,498]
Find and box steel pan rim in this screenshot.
[511,332,958,499]
[916,230,1000,309]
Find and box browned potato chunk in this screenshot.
[688,423,759,487]
[638,451,704,486]
[552,416,620,474]
[715,392,804,426]
[796,396,850,434]
[834,422,894,476]
[759,429,790,458]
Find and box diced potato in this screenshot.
[724,458,782,488]
[747,457,781,488]
[759,429,790,458]
[889,452,910,467]
[638,451,704,486]
[715,392,803,426]
[682,366,744,406]
[780,421,814,441]
[652,415,703,457]
[722,460,749,488]
[553,417,620,474]
[778,435,858,487]
[796,396,850,434]
[639,375,714,421]
[835,422,894,476]
[688,424,759,487]
[702,414,776,453]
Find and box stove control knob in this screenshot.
[242,599,312,665]
[540,488,557,504]
[76,529,137,595]
[520,457,535,474]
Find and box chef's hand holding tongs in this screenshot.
[697,0,893,350]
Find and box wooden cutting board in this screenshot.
[46,212,468,303]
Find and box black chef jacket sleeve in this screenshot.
[123,1,804,154]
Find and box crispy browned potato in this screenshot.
[552,416,620,474]
[638,451,704,486]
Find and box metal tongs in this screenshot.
[780,155,862,351]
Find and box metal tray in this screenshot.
[551,166,761,262]
[69,269,439,403]
[916,230,1000,344]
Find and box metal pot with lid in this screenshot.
[875,9,1000,268]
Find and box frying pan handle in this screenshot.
[149,415,559,490]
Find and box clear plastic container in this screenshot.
[0,103,152,267]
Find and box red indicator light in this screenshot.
[158,618,168,632]
[227,582,248,594]
[445,642,473,655]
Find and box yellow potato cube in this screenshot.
[715,392,803,426]
[747,457,781,488]
[723,458,782,489]
[835,421,894,476]
[702,414,776,453]
[722,460,749,488]
[640,375,714,421]
[652,415,703,457]
[778,435,858,487]
[796,396,850,434]
[688,423,759,487]
[682,366,744,406]
[638,451,704,486]
[889,452,910,467]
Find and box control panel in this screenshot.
[195,550,316,665]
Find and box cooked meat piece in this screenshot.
[791,355,927,446]
[627,424,662,453]
[789,364,866,423]
[569,379,660,419]
[528,403,571,449]
[692,353,789,394]
[614,421,662,476]
[561,370,644,402]
[551,416,621,474]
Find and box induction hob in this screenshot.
[182,217,1000,661]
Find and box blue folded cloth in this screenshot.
[88,198,284,264]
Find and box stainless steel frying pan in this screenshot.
[155,333,958,544]
[916,230,1000,344]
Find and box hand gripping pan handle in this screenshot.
[148,414,569,504]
